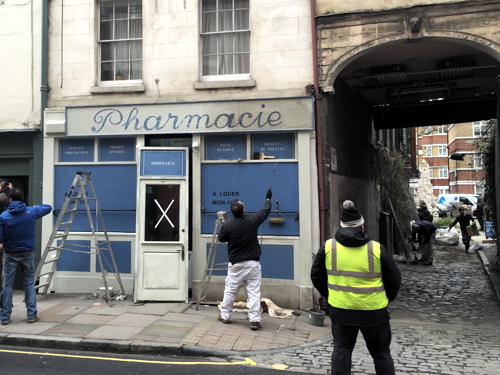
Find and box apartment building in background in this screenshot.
[416,121,487,199]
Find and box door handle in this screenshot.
[178,244,185,261]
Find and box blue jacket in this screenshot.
[0,201,52,251]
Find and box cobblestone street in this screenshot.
[231,245,500,374]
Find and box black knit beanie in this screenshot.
[340,200,364,228]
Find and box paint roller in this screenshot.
[268,200,285,224]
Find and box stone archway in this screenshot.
[314,1,500,244]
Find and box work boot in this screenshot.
[250,322,261,331]
[217,314,230,324]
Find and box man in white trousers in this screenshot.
[217,189,272,331]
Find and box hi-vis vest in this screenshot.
[325,239,388,310]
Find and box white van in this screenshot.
[437,194,477,216]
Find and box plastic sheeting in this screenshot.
[435,227,460,246]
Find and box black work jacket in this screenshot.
[218,200,271,264]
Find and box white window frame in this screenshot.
[473,154,484,168]
[200,0,251,81]
[473,121,487,137]
[439,188,450,195]
[437,125,447,134]
[438,145,448,156]
[98,0,143,86]
[438,166,448,178]
[425,145,432,157]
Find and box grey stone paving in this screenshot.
[230,245,500,374]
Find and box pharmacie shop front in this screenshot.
[42,97,318,309]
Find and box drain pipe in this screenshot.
[310,0,326,244]
[41,0,49,118]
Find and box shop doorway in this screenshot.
[134,148,189,302]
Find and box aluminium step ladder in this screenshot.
[195,211,228,310]
[34,171,126,302]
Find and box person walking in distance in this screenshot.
[0,188,52,325]
[217,189,272,331]
[448,206,475,253]
[311,200,401,375]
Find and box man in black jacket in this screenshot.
[311,200,401,375]
[217,189,272,331]
[448,207,475,253]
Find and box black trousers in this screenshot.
[331,321,395,375]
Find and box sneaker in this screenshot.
[250,322,261,331]
[217,314,230,324]
[27,316,38,324]
[1,320,10,325]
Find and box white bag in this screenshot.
[435,227,459,246]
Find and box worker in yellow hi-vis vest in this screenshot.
[311,200,401,375]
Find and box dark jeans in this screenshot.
[331,321,395,375]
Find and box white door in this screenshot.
[135,148,189,302]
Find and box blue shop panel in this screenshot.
[201,163,299,236]
[98,138,136,162]
[96,241,132,274]
[206,243,294,280]
[140,150,186,176]
[251,133,295,159]
[59,139,94,162]
[54,165,137,232]
[205,134,246,160]
[57,240,91,272]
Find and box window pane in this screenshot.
[235,0,249,8]
[100,2,113,21]
[202,34,217,55]
[219,54,233,74]
[130,0,142,18]
[101,62,113,81]
[234,32,249,52]
[130,40,142,59]
[202,11,216,33]
[203,55,217,76]
[218,0,233,11]
[100,21,112,40]
[115,20,128,39]
[234,53,249,73]
[234,9,249,29]
[101,42,113,61]
[130,19,142,38]
[218,10,233,31]
[219,34,234,53]
[116,41,129,60]
[131,60,142,80]
[202,0,217,12]
[115,1,129,19]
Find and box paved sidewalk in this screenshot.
[0,292,331,357]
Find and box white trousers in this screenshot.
[220,260,261,322]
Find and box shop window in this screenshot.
[201,0,250,80]
[205,134,246,160]
[99,0,142,84]
[251,133,295,159]
[98,138,136,162]
[59,139,94,163]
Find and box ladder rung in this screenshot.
[43,258,60,264]
[35,282,50,289]
[64,208,78,212]
[58,221,72,226]
[38,270,55,278]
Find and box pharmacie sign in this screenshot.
[66,97,313,136]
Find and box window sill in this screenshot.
[90,85,146,94]
[194,79,256,90]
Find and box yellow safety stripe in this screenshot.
[327,240,382,279]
